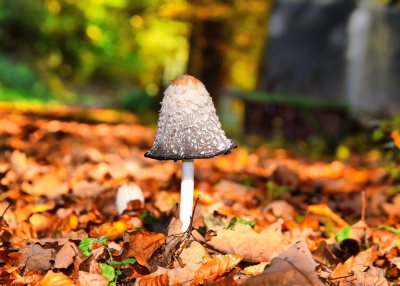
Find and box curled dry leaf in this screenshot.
[331,248,388,286]
[78,271,109,286]
[125,231,165,269]
[38,270,76,286]
[242,238,324,286]
[207,223,284,262]
[54,241,78,269]
[191,254,243,285]
[307,204,349,228]
[139,273,169,286]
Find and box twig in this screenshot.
[361,191,366,221]
[0,202,13,222]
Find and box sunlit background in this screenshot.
[1,0,400,157]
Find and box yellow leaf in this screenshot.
[307,204,348,228]
[39,270,75,286]
[193,189,215,205]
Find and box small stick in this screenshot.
[361,191,366,221]
[0,202,13,221]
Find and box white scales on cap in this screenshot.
[145,75,236,161]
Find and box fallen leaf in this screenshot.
[139,273,169,286]
[54,241,78,269]
[191,254,243,285]
[90,220,128,239]
[125,231,165,269]
[22,172,68,198]
[242,238,324,286]
[174,241,211,271]
[308,204,348,227]
[38,270,75,286]
[10,150,28,176]
[243,262,268,275]
[331,248,388,286]
[141,266,192,286]
[78,271,109,286]
[18,244,55,272]
[391,130,400,149]
[72,180,104,198]
[262,200,295,219]
[207,223,284,262]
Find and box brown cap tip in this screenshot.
[171,74,202,86]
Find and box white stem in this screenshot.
[180,159,194,231]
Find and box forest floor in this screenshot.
[1,105,400,286]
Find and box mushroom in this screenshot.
[145,75,236,231]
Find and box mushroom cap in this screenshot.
[145,75,237,161]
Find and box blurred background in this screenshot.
[1,0,400,156]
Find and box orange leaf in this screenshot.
[139,273,169,286]
[307,204,348,228]
[39,270,76,286]
[391,130,400,149]
[125,231,165,269]
[191,254,243,285]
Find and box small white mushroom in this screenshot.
[145,75,236,231]
[115,183,144,215]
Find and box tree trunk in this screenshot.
[187,4,231,108]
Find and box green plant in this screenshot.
[227,217,256,229]
[266,181,293,200]
[79,236,136,286]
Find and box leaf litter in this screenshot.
[0,107,399,285]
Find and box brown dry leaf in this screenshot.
[125,231,165,269]
[174,241,211,271]
[207,223,284,262]
[191,254,243,285]
[10,150,28,176]
[263,200,295,219]
[331,248,388,286]
[23,172,68,198]
[54,241,78,269]
[72,180,105,198]
[78,271,109,286]
[242,238,324,286]
[18,244,55,272]
[38,270,75,286]
[141,266,193,286]
[139,273,169,286]
[307,204,349,227]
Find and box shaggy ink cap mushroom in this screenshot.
[144,75,237,161]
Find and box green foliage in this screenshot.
[376,225,400,235]
[79,236,109,257]
[336,226,352,242]
[228,217,256,229]
[100,263,115,282]
[79,236,136,285]
[371,116,400,181]
[266,181,292,200]
[140,211,159,226]
[0,0,189,102]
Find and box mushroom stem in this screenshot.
[180,159,194,231]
